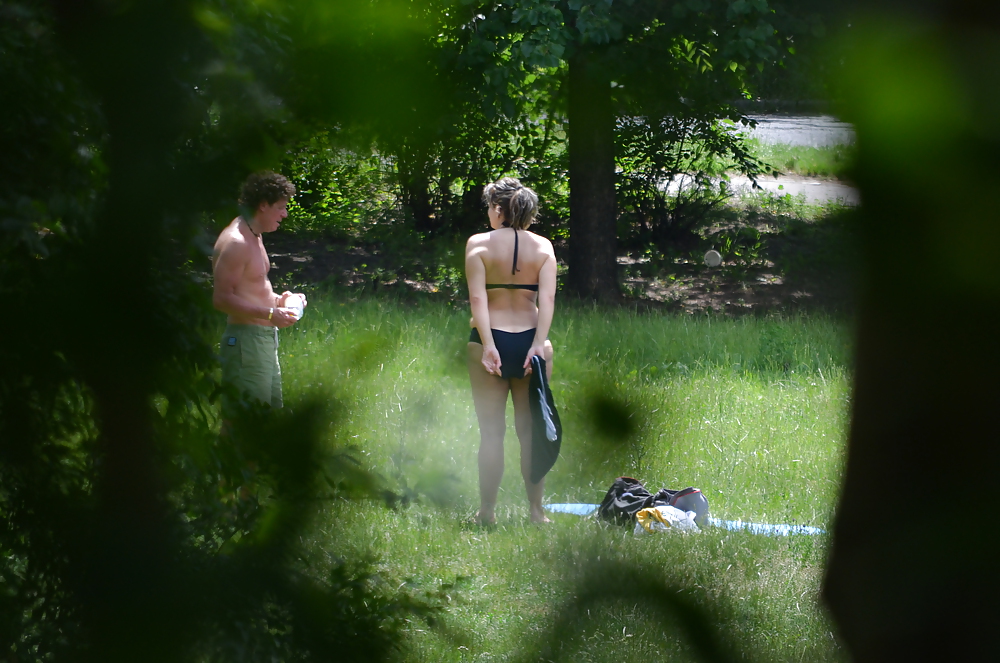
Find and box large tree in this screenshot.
[461,0,780,300]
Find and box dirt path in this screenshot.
[728,173,860,206]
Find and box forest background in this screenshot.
[3,0,1000,662]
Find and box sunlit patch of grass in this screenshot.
[273,296,851,662]
[747,139,856,180]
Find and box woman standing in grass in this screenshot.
[465,177,557,525]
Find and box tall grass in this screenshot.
[268,297,852,662]
[747,139,855,180]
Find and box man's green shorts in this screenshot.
[219,323,282,416]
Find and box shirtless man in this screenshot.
[212,171,305,415]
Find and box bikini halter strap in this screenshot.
[502,221,520,274]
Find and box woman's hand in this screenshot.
[522,343,547,375]
[481,345,502,376]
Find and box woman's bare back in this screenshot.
[466,228,554,332]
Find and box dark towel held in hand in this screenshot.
[528,355,561,483]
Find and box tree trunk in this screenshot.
[567,47,619,301]
[823,12,1000,661]
[396,143,436,234]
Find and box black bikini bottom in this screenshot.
[469,327,535,380]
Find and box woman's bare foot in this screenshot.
[529,507,552,524]
[474,509,496,526]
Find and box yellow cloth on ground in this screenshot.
[636,507,673,533]
[634,506,701,535]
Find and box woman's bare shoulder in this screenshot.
[466,231,493,247]
[525,230,555,253]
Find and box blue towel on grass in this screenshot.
[544,503,826,536]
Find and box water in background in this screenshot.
[745,114,855,148]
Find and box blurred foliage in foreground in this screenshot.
[824,5,1000,661]
[0,1,449,660]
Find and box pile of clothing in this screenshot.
[597,476,709,535]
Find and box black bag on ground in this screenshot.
[598,476,707,526]
[598,477,668,525]
[528,355,561,484]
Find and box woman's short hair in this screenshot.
[482,177,538,230]
[239,171,296,212]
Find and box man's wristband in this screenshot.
[268,307,273,321]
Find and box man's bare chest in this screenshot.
[244,243,271,283]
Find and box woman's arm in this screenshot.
[465,236,502,375]
[525,241,557,372]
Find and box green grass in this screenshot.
[272,297,851,662]
[747,139,856,180]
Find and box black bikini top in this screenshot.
[485,223,539,291]
[486,283,539,291]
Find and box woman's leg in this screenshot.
[544,339,554,380]
[468,342,510,524]
[510,376,551,523]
